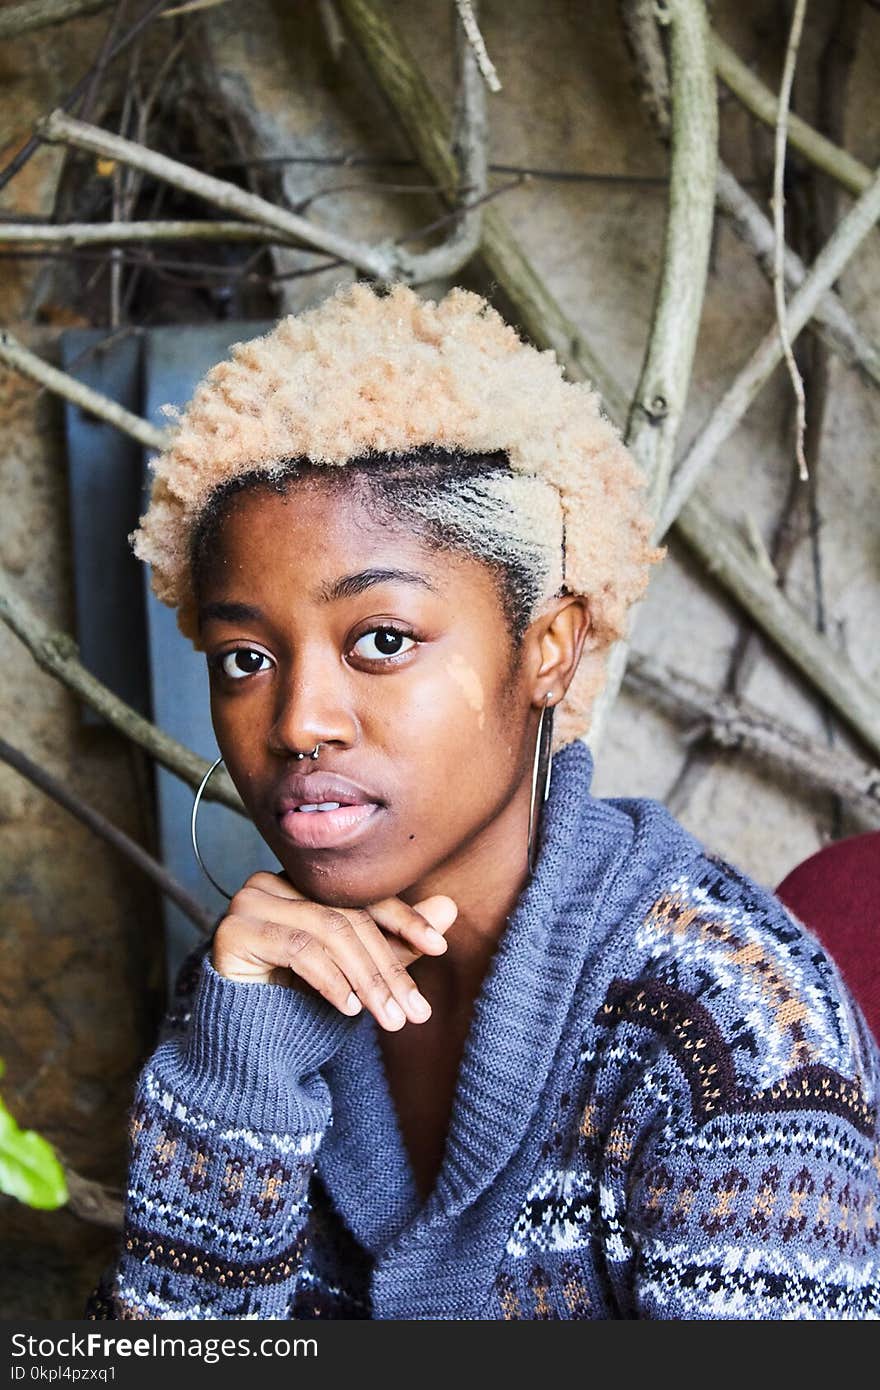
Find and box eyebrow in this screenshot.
[315,566,440,604]
[198,568,439,626]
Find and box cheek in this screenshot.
[442,653,487,731]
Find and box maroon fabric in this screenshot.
[775,831,880,1044]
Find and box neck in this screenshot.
[398,774,535,1005]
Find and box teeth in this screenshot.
[295,801,342,813]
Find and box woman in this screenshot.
[89,282,879,1319]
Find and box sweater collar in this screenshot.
[318,736,624,1255]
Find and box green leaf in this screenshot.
[0,1089,68,1210]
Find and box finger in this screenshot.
[215,911,364,1017]
[363,896,452,958]
[235,893,430,1031]
[272,934,364,1017]
[230,886,437,1029]
[319,905,433,1029]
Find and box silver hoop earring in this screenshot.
[191,756,236,899]
[527,692,554,878]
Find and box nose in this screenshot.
[266,656,357,758]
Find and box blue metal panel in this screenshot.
[141,323,278,985]
[61,329,150,725]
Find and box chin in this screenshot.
[277,855,413,910]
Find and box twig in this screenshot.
[60,1162,124,1229]
[715,163,880,389]
[624,652,880,825]
[36,91,490,285]
[36,109,399,277]
[161,0,229,15]
[663,463,807,819]
[77,0,131,126]
[588,0,718,751]
[743,512,777,581]
[0,220,285,246]
[0,0,113,39]
[454,0,502,92]
[619,0,671,133]
[388,0,488,282]
[0,329,165,451]
[658,161,880,538]
[0,736,215,935]
[675,489,880,760]
[318,0,347,61]
[0,573,245,814]
[623,0,718,516]
[0,0,170,196]
[772,0,809,482]
[712,31,872,197]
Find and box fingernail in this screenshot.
[407,989,431,1021]
[343,992,362,1015]
[424,927,447,950]
[384,998,406,1028]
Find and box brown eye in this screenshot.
[351,627,416,662]
[216,649,272,680]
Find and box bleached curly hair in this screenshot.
[129,280,665,752]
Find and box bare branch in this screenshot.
[772,0,809,482]
[0,219,287,246]
[712,31,872,197]
[454,0,502,92]
[392,0,488,281]
[619,0,671,134]
[588,0,718,750]
[0,329,165,450]
[59,1162,123,1229]
[716,163,880,389]
[35,109,397,279]
[0,0,113,40]
[318,0,347,61]
[625,651,880,826]
[36,106,489,286]
[675,489,880,761]
[658,161,880,537]
[624,0,718,517]
[0,573,246,814]
[0,736,216,935]
[161,0,229,16]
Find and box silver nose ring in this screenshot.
[293,743,323,760]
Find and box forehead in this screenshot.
[197,477,498,608]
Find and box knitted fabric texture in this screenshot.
[128,281,665,752]
[88,741,880,1319]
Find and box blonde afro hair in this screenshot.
[130,281,665,752]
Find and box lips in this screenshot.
[275,771,383,815]
[274,769,385,851]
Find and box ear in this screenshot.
[529,594,592,706]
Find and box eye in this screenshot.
[213,648,273,680]
[351,626,416,663]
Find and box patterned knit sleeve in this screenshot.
[596,853,880,1320]
[86,943,360,1319]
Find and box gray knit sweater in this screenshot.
[87,739,880,1319]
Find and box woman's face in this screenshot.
[197,479,543,908]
